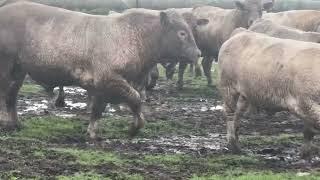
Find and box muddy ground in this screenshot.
[0,66,319,179]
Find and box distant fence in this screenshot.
[2,0,320,14]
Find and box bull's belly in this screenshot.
[244,89,289,113]
[24,64,80,88]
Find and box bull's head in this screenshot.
[234,0,263,27]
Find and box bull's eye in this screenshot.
[178,30,187,39]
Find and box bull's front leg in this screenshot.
[107,78,145,137]
[165,62,177,81]
[189,63,194,77]
[194,59,202,77]
[177,62,188,90]
[87,95,106,140]
[0,63,25,130]
[202,56,215,86]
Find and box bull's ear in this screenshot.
[235,0,245,10]
[197,18,209,26]
[160,11,170,26]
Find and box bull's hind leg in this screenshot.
[290,102,320,158]
[177,62,188,90]
[202,56,214,86]
[55,86,66,107]
[225,94,248,153]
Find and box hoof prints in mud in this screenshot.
[103,133,226,155]
[3,73,320,178]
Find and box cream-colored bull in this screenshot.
[218,30,320,158]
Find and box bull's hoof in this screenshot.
[207,82,214,87]
[300,144,320,159]
[177,82,184,90]
[55,99,66,107]
[227,142,242,154]
[195,69,202,77]
[86,136,103,146]
[189,72,194,77]
[128,126,141,138]
[0,121,20,132]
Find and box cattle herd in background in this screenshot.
[0,0,319,159]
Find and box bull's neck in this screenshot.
[125,15,164,74]
[131,18,164,67]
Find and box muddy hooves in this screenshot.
[128,127,141,138]
[0,122,21,132]
[207,83,214,87]
[227,144,242,154]
[300,144,320,160]
[55,100,66,108]
[177,84,183,90]
[87,136,104,145]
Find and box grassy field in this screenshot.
[0,64,319,179]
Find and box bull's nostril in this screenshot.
[248,20,254,27]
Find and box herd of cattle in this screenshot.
[0,0,319,158]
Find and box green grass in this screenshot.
[241,134,303,147]
[57,172,110,180]
[19,84,45,96]
[52,148,125,166]
[2,64,318,179]
[157,62,219,99]
[192,172,320,180]
[57,172,144,180]
[13,116,87,142]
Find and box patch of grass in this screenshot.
[19,84,45,96]
[143,154,185,168]
[158,62,219,99]
[191,172,320,180]
[98,115,207,139]
[13,116,87,142]
[52,148,125,166]
[117,173,144,180]
[33,150,46,158]
[143,119,207,138]
[98,116,131,139]
[139,153,263,177]
[0,170,40,180]
[241,134,303,147]
[57,172,109,180]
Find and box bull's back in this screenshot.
[0,2,115,86]
[263,10,320,31]
[0,2,109,57]
[219,32,320,106]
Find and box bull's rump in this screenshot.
[0,2,142,87]
[218,31,320,108]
